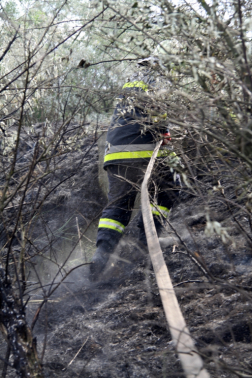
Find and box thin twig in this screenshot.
[76,217,86,262]
[31,262,89,330]
[0,29,19,63]
[62,336,89,371]
[167,219,212,280]
[174,280,204,287]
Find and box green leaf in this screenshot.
[132,2,138,8]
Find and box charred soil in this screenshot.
[2,137,252,378]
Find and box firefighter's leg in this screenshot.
[137,212,164,246]
[136,178,165,246]
[153,168,181,235]
[90,164,142,278]
[137,166,181,246]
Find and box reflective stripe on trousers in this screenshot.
[151,204,170,218]
[98,218,125,233]
[98,203,170,235]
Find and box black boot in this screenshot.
[137,216,164,247]
[89,241,116,281]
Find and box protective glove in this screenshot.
[161,132,171,145]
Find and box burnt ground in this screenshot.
[1,138,252,378]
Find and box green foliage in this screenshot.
[1,0,18,18]
[0,0,251,162]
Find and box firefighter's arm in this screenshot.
[150,111,171,144]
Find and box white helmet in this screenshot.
[131,56,159,86]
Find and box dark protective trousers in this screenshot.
[96,161,181,247]
[97,163,180,246]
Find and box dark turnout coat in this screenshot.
[103,81,171,169]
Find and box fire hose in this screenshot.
[141,140,210,378]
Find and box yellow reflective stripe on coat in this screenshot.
[98,218,125,233]
[104,149,172,163]
[122,81,148,92]
[151,204,170,218]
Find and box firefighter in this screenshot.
[90,57,181,280]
